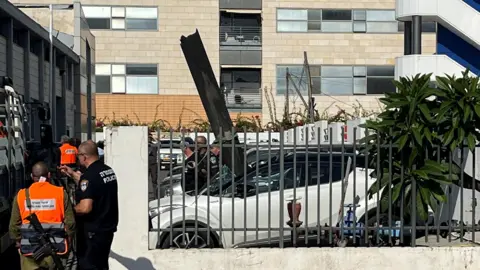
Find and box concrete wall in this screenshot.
[105,126,480,270]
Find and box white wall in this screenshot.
[105,126,480,270]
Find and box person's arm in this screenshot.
[71,171,82,183]
[8,194,21,246]
[63,190,76,237]
[75,179,94,215]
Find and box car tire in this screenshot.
[159,227,216,249]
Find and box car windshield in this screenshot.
[198,165,235,196]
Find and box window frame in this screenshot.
[94,63,159,94]
[276,8,437,34]
[83,5,158,31]
[275,64,396,96]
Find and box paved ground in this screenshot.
[416,232,480,247]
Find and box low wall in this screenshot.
[105,126,480,270]
[110,248,479,270]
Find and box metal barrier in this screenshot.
[148,128,480,249]
[219,26,262,46]
[224,88,262,109]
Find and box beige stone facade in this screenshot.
[260,0,436,123]
[13,0,438,126]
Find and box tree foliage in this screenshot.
[361,71,480,221]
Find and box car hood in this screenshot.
[148,194,195,209]
[160,173,182,185]
[149,194,224,209]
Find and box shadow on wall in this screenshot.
[110,251,156,270]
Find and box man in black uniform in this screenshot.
[59,140,118,270]
[184,136,219,193]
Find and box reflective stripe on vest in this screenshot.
[17,183,68,256]
[60,144,77,165]
[19,223,68,255]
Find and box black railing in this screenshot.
[223,88,261,109]
[219,26,262,46]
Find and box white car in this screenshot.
[149,152,382,249]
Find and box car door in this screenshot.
[220,163,302,246]
[305,156,349,228]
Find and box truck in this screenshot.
[0,76,26,254]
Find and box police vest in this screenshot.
[59,144,77,165]
[17,182,68,256]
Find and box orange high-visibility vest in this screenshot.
[59,143,77,165]
[17,182,68,256]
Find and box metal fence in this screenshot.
[219,26,262,46]
[148,128,480,249]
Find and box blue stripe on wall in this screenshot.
[464,0,480,12]
[437,24,480,75]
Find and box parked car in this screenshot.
[157,146,282,198]
[157,144,357,198]
[148,151,378,249]
[158,138,193,170]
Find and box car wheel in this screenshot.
[160,228,215,249]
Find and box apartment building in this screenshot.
[13,0,439,126]
[395,0,480,80]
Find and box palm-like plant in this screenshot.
[361,74,456,221]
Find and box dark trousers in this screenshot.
[149,164,158,198]
[77,231,114,270]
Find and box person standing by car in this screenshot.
[184,136,219,193]
[59,140,118,270]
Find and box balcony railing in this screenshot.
[220,26,262,46]
[223,88,262,109]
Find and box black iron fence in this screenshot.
[148,128,480,249]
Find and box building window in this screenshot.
[83,6,158,30]
[220,68,261,92]
[95,63,158,94]
[276,65,395,95]
[276,8,437,33]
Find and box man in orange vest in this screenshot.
[9,161,75,270]
[59,135,78,168]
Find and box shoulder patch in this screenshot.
[80,180,89,191]
[210,156,217,164]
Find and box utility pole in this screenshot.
[287,73,308,109]
[49,4,54,136]
[303,51,314,123]
[284,68,290,120]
